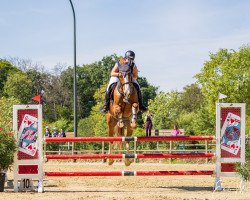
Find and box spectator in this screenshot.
[58,128,66,137]
[52,128,59,137]
[44,127,51,137]
[171,124,182,136]
[145,111,153,137]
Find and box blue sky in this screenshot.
[0,0,250,92]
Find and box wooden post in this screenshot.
[72,142,77,163]
[59,143,61,155]
[134,140,137,163]
[71,143,74,155]
[44,140,46,159]
[205,140,208,164]
[169,141,172,164]
[102,141,106,163]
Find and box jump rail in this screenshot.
[45,170,214,176]
[45,136,215,143]
[45,153,215,160]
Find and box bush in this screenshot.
[0,128,16,171]
[237,138,250,181]
[77,117,95,137]
[0,97,18,171]
[133,127,145,137]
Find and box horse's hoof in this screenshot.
[125,158,132,166]
[118,121,124,128]
[108,159,114,165]
[130,122,137,128]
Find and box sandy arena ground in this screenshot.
[1,162,250,200]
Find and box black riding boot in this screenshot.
[101,83,117,113]
[100,92,110,113]
[133,83,147,112]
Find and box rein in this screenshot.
[117,71,134,99]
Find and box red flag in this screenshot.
[32,95,41,104]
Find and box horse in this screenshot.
[107,58,139,166]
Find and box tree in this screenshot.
[26,69,48,96]
[147,91,181,129]
[174,83,212,135]
[0,97,20,132]
[60,55,118,119]
[137,77,158,107]
[177,107,215,135]
[180,84,204,112]
[3,72,33,104]
[195,46,250,116]
[77,55,118,118]
[0,59,20,96]
[77,84,107,137]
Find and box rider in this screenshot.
[101,50,147,113]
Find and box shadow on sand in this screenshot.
[157,186,214,191]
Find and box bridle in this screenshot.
[118,68,134,102]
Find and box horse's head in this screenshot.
[118,63,133,100]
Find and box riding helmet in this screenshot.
[125,50,135,60]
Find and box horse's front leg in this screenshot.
[108,142,114,165]
[117,106,124,128]
[107,114,115,165]
[130,103,139,128]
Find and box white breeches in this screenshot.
[107,77,139,91]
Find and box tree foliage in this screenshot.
[195,46,250,115]
[4,72,33,104]
[0,59,20,96]
[77,84,107,136]
[147,84,214,135]
[179,84,204,112]
[148,91,181,129]
[60,55,118,119]
[0,47,249,138]
[0,97,20,132]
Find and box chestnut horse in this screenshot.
[107,59,139,166]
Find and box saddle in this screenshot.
[109,82,117,102]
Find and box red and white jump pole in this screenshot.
[45,170,214,177]
[45,153,215,160]
[45,135,215,143]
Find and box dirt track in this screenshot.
[2,162,250,200]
